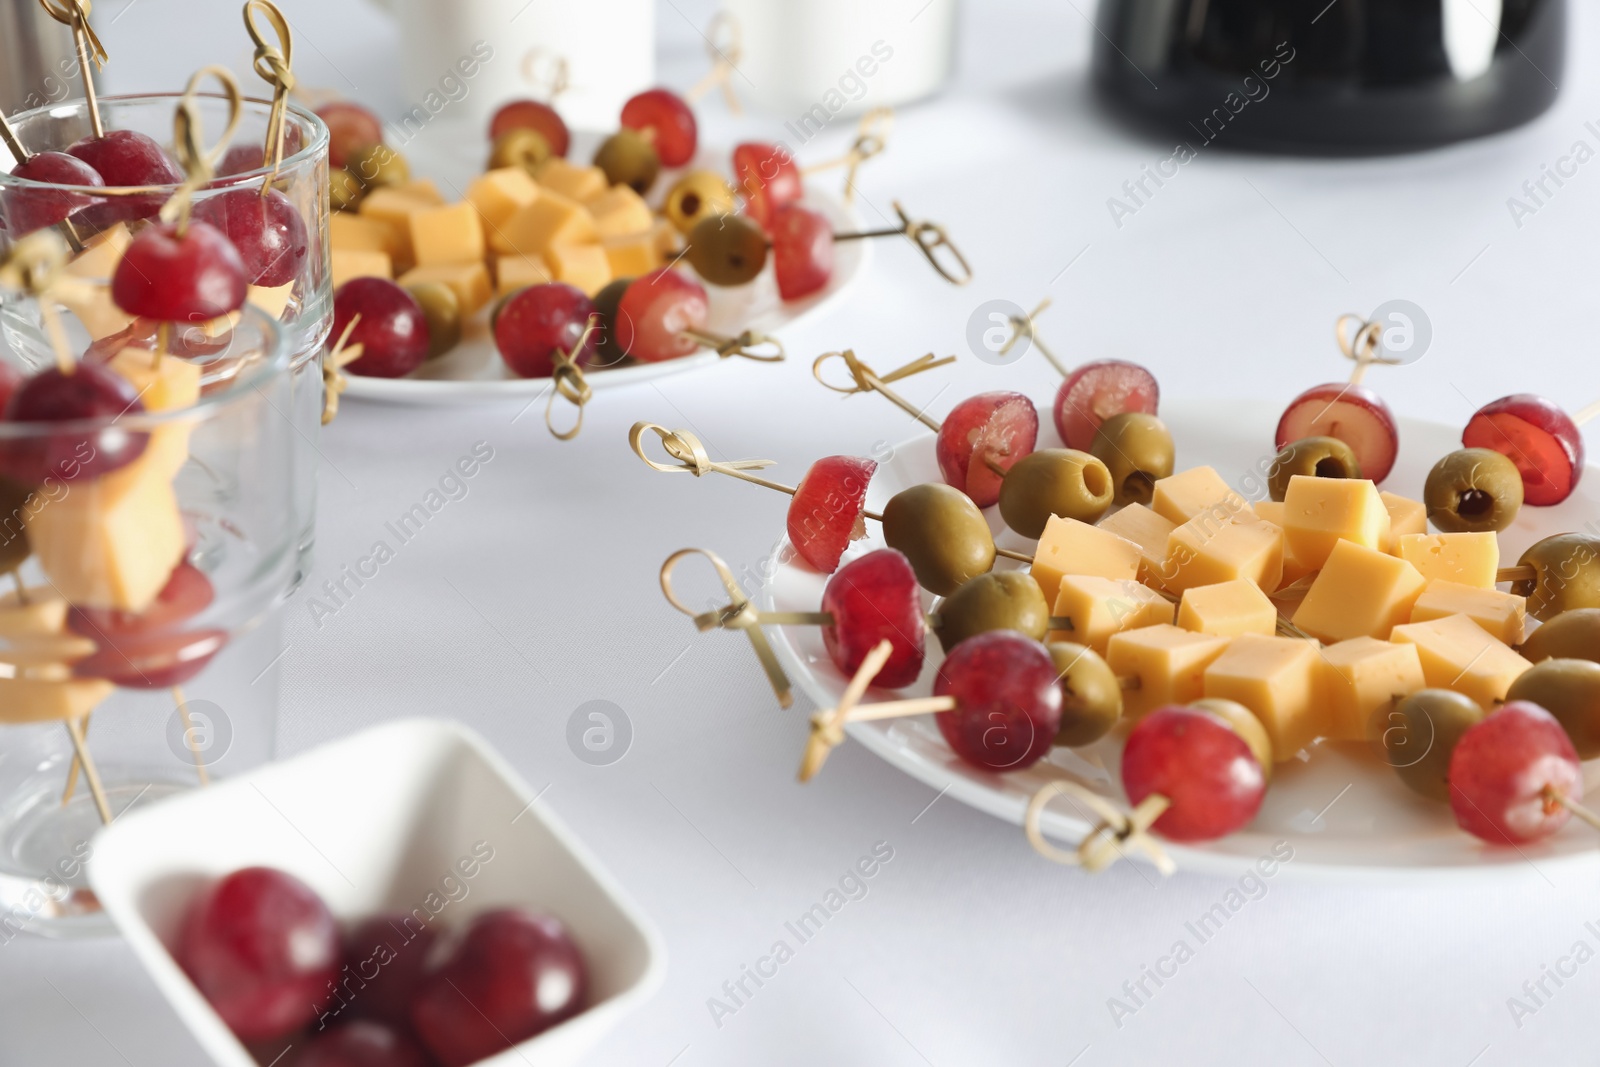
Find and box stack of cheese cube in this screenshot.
[1026,466,1532,766]
[329,159,677,321]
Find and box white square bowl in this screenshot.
[87,718,665,1067]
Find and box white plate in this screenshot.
[757,397,1600,883]
[343,128,867,405]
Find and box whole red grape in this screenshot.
[614,269,708,363]
[934,631,1061,772]
[1122,707,1265,842]
[315,102,384,169]
[191,188,309,288]
[489,100,570,157]
[112,220,249,322]
[0,363,147,484]
[340,913,438,1031]
[1449,701,1582,844]
[493,283,596,379]
[332,278,431,379]
[821,548,925,688]
[6,151,103,236]
[294,1020,430,1067]
[620,89,696,167]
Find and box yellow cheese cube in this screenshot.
[331,248,392,289]
[1391,613,1532,708]
[602,232,662,278]
[0,633,95,673]
[1292,539,1426,642]
[1178,579,1278,638]
[391,178,444,205]
[0,589,69,638]
[359,188,437,267]
[409,201,486,268]
[1396,532,1500,588]
[546,242,612,297]
[24,451,185,613]
[247,282,296,321]
[1410,580,1527,646]
[1097,504,1176,587]
[1316,637,1427,742]
[399,262,493,317]
[57,283,133,341]
[492,190,598,257]
[1203,634,1324,759]
[1049,575,1175,654]
[107,349,202,479]
[0,678,114,724]
[1031,516,1142,606]
[467,167,541,233]
[536,157,610,203]
[495,254,554,296]
[1152,466,1247,526]
[1381,491,1427,552]
[1164,511,1283,595]
[65,222,130,280]
[587,185,655,238]
[331,211,403,260]
[1106,624,1231,718]
[1252,500,1286,527]
[1281,475,1390,570]
[651,218,683,257]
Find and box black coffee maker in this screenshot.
[1092,0,1565,153]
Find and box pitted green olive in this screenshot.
[934,572,1049,653]
[1266,436,1361,502]
[1090,413,1174,507]
[1506,658,1600,758]
[998,449,1114,540]
[1513,534,1600,622]
[1520,608,1600,664]
[881,483,995,597]
[1424,448,1523,533]
[1051,642,1123,747]
[1380,689,1484,802]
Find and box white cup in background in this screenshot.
[722,0,956,119]
[367,0,654,131]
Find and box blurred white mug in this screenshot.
[367,0,655,131]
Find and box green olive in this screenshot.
[1506,659,1600,759]
[933,572,1049,653]
[487,128,551,176]
[665,170,736,235]
[346,143,410,190]
[881,483,995,597]
[686,214,769,287]
[0,478,31,573]
[404,281,461,361]
[329,167,365,212]
[1190,698,1273,780]
[1266,436,1361,502]
[1090,413,1175,507]
[594,129,660,195]
[1424,448,1523,533]
[1380,689,1484,802]
[1521,608,1600,664]
[589,277,634,368]
[1048,642,1123,747]
[997,449,1114,540]
[1512,534,1600,622]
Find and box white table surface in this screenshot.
[6,0,1600,1064]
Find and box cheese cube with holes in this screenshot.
[1381,491,1427,552]
[331,211,404,261]
[24,451,185,613]
[1316,637,1427,742]
[1203,634,1324,759]
[1292,540,1426,642]
[1106,624,1231,718]
[603,232,661,278]
[1391,613,1531,708]
[588,185,655,238]
[1164,511,1283,595]
[398,262,493,316]
[106,348,201,479]
[1395,532,1500,588]
[495,254,554,296]
[0,589,69,639]
[1253,500,1286,527]
[330,248,392,288]
[547,242,612,296]
[1031,516,1142,605]
[1048,575,1175,654]
[0,678,115,724]
[1281,475,1390,569]
[536,157,609,203]
[1097,504,1175,587]
[1178,579,1278,638]
[491,190,598,257]
[409,201,486,267]
[466,167,541,232]
[1409,580,1527,646]
[1152,466,1247,525]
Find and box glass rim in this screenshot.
[0,92,329,198]
[0,304,293,437]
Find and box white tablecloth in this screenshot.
[6,0,1600,1064]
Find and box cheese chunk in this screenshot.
[1252,500,1286,527]
[1178,579,1278,638]
[358,188,436,267]
[1409,580,1527,646]
[1164,511,1283,595]
[24,451,185,613]
[1316,637,1426,742]
[1381,491,1427,552]
[1293,540,1425,643]
[1097,503,1176,587]
[1152,466,1247,526]
[537,157,610,203]
[1203,634,1324,759]
[399,262,493,316]
[492,190,598,257]
[467,167,541,233]
[1282,475,1390,570]
[409,201,486,267]
[0,589,69,638]
[546,242,612,297]
[1049,575,1175,654]
[106,349,202,480]
[247,282,296,321]
[496,254,555,296]
[1391,613,1532,708]
[602,232,663,278]
[0,678,114,724]
[588,185,655,238]
[1248,502,1318,591]
[1106,624,1231,718]
[0,633,95,672]
[65,222,130,280]
[1031,516,1142,605]
[1396,532,1500,588]
[391,178,445,205]
[331,248,392,289]
[57,282,134,341]
[331,211,403,260]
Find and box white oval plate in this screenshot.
[757,397,1600,883]
[342,129,866,405]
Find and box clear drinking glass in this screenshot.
[0,92,330,588]
[0,304,302,938]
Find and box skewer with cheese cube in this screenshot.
[466,168,541,233]
[1315,637,1427,742]
[491,189,598,257]
[1281,475,1390,570]
[1030,516,1142,605]
[1380,491,1427,552]
[0,677,115,723]
[1408,580,1527,646]
[1203,634,1325,760]
[1096,503,1175,588]
[1292,539,1426,643]
[1106,624,1232,718]
[106,348,201,480]
[1390,613,1532,709]
[1047,575,1175,654]
[535,157,609,203]
[1163,510,1284,595]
